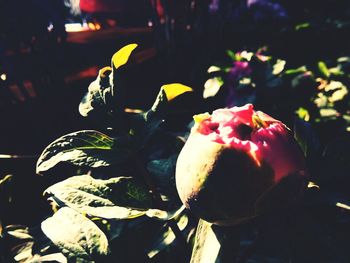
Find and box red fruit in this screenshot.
[176,104,307,225]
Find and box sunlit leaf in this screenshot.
[336,202,350,210]
[324,81,348,102]
[307,181,320,190]
[203,77,223,99]
[239,51,254,61]
[146,206,185,221]
[190,219,220,263]
[328,66,344,76]
[343,115,350,123]
[320,108,338,117]
[337,56,350,63]
[6,226,33,241]
[44,174,152,219]
[0,174,13,186]
[37,253,68,262]
[207,66,221,73]
[41,207,109,262]
[36,130,133,174]
[112,43,138,70]
[314,93,328,108]
[272,59,286,75]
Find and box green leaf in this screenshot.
[295,107,310,122]
[128,83,193,146]
[295,22,310,31]
[79,44,138,118]
[190,219,221,263]
[44,174,152,219]
[284,66,308,75]
[318,61,330,78]
[36,130,133,174]
[226,50,236,60]
[41,207,109,262]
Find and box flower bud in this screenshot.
[176,104,306,225]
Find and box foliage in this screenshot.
[0,44,194,263]
[1,36,350,262]
[204,48,350,141]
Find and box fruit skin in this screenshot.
[175,104,307,225]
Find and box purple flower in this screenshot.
[226,61,253,107]
[247,0,288,21]
[228,61,252,82]
[209,0,220,13]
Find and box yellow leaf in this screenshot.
[112,43,138,69]
[296,107,310,122]
[99,66,112,78]
[193,112,210,123]
[161,83,193,101]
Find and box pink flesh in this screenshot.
[196,104,305,182]
[197,104,258,155]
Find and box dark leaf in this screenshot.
[293,118,321,157]
[149,83,193,117]
[147,213,189,259]
[110,43,138,102]
[78,67,113,118]
[129,84,193,146]
[79,44,138,118]
[3,225,67,263]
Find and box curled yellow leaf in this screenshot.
[99,66,112,78]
